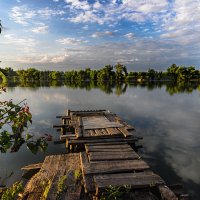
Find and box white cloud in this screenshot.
[10,5,65,26]
[31,25,49,34]
[124,33,135,40]
[10,5,36,25]
[64,0,169,25]
[16,53,69,64]
[64,0,91,11]
[91,31,115,38]
[161,0,200,44]
[3,34,37,53]
[56,37,86,45]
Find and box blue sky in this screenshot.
[0,0,200,71]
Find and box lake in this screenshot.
[0,82,200,199]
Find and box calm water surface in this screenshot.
[0,84,200,199]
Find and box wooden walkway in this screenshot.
[21,110,188,200]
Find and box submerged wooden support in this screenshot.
[21,163,43,179]
[158,185,178,200]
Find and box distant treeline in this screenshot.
[0,63,200,83]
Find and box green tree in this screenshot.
[114,63,127,81]
[49,71,64,80]
[147,68,157,80]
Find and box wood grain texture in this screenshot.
[94,172,165,189]
[88,152,139,161]
[84,160,149,175]
[80,152,95,193]
[22,154,80,200]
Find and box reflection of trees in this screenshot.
[2,80,200,96]
[165,81,199,95]
[115,83,127,96]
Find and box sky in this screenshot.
[0,0,200,71]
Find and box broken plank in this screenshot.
[95,129,103,136]
[84,160,149,175]
[118,127,133,137]
[106,127,121,135]
[21,163,43,171]
[100,128,108,135]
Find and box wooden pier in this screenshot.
[21,110,188,200]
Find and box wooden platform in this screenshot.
[54,110,138,150]
[20,109,188,199]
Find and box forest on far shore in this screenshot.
[0,63,200,83]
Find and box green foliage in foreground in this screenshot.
[0,182,23,200]
[100,185,132,200]
[0,87,49,153]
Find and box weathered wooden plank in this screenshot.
[89,130,96,136]
[75,126,82,138]
[104,113,118,122]
[47,155,67,199]
[82,115,123,130]
[83,130,92,137]
[80,152,95,193]
[22,154,81,200]
[56,116,71,119]
[86,143,132,149]
[88,149,139,156]
[125,124,135,130]
[23,155,62,200]
[118,127,133,137]
[84,160,149,175]
[60,133,125,141]
[53,124,70,128]
[95,129,103,136]
[86,142,128,146]
[47,154,80,200]
[64,184,82,200]
[21,163,43,179]
[158,185,178,200]
[73,109,106,114]
[65,109,71,116]
[94,172,165,190]
[21,163,43,171]
[68,137,139,145]
[88,152,139,161]
[86,148,134,154]
[106,127,121,135]
[60,134,75,140]
[100,128,108,135]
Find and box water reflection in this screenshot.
[0,81,200,199]
[5,80,200,96]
